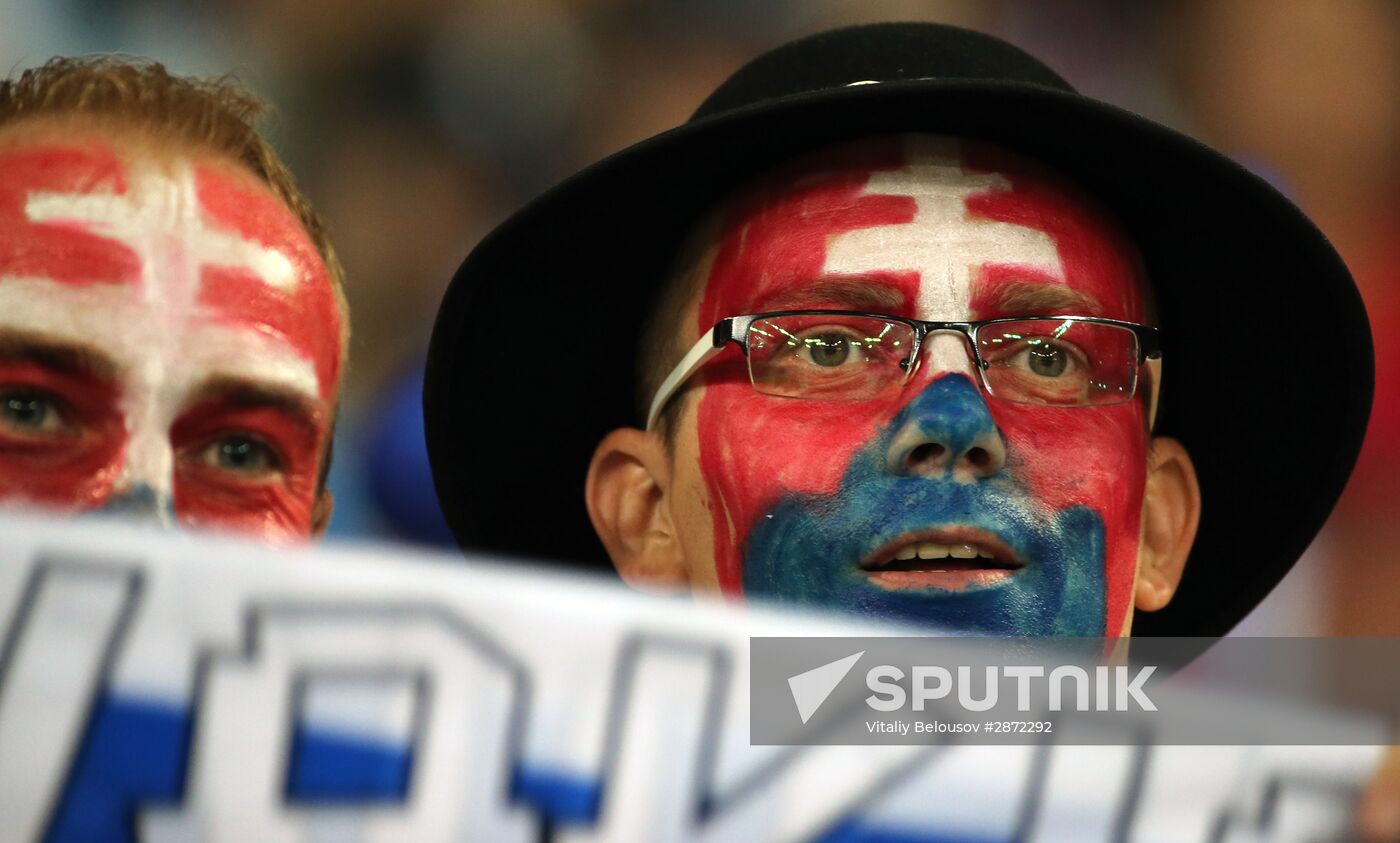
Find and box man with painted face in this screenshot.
[425,22,1387,831]
[0,57,347,541]
[611,133,1172,637]
[425,22,1371,640]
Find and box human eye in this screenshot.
[1005,337,1085,379]
[981,321,1089,378]
[191,433,284,480]
[977,319,1142,406]
[749,314,909,401]
[0,388,71,436]
[981,329,1092,404]
[793,325,873,368]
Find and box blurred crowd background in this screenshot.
[2,0,1396,635]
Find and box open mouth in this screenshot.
[859,528,1024,592]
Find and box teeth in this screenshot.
[873,541,1011,569]
[916,543,950,559]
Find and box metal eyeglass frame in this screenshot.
[645,310,1162,431]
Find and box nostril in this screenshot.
[907,442,945,468]
[966,446,991,469]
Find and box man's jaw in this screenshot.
[859,525,1024,592]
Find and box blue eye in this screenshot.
[1,390,66,433]
[198,434,282,476]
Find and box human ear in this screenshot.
[1134,436,1201,612]
[311,490,334,538]
[585,428,689,592]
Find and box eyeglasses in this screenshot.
[646,311,1161,430]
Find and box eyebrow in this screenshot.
[182,377,326,429]
[754,275,907,313]
[976,280,1102,316]
[0,330,120,380]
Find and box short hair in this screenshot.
[0,55,348,348]
[0,55,349,486]
[635,212,718,438]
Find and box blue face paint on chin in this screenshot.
[740,376,1106,636]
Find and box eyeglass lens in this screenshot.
[743,314,1140,406]
[745,314,914,401]
[975,319,1139,406]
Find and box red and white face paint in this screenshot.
[689,135,1150,634]
[0,139,341,541]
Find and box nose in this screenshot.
[96,482,175,528]
[884,374,1006,481]
[96,420,176,528]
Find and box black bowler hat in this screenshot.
[424,22,1372,636]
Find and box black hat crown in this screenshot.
[693,22,1074,121]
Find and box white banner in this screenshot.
[0,511,1383,842]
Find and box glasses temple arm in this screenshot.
[645,318,745,431]
[1138,325,1162,360]
[1139,326,1163,428]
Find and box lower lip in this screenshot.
[864,567,1019,592]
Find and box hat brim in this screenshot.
[424,79,1372,637]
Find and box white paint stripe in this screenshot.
[0,278,318,400]
[25,169,296,292]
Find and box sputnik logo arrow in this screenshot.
[787,651,864,725]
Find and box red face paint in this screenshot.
[170,400,327,542]
[0,138,340,540]
[196,165,343,399]
[0,356,124,506]
[0,144,138,285]
[689,135,1150,634]
[962,142,1148,633]
[692,138,919,588]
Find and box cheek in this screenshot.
[991,400,1148,631]
[171,479,319,542]
[992,403,1146,510]
[696,359,901,591]
[0,436,126,509]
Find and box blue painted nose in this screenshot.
[95,483,175,527]
[883,374,1006,481]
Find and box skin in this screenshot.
[588,134,1201,637]
[0,120,342,541]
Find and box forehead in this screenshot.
[691,134,1147,326]
[0,132,343,399]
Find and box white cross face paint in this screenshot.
[823,136,1062,376]
[0,138,343,540]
